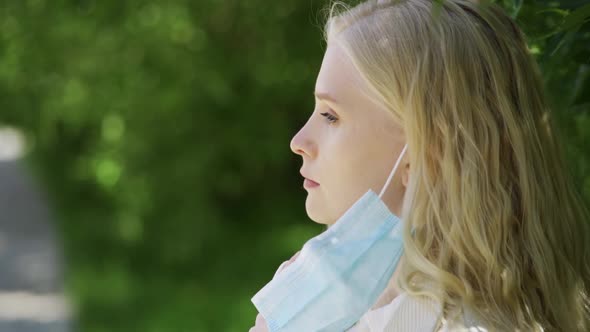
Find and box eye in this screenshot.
[320,112,338,124]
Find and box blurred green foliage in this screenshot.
[0,0,588,331]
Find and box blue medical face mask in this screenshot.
[251,144,410,332]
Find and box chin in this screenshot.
[305,206,333,227]
[307,213,331,225]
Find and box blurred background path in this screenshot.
[0,129,73,332]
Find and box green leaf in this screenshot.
[550,25,580,56]
[560,3,590,32]
[535,8,569,17]
[510,0,523,19]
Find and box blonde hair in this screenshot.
[322,0,590,330]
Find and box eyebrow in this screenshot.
[313,91,339,104]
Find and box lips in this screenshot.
[299,171,320,189]
[303,178,319,189]
[299,170,319,185]
[304,178,319,185]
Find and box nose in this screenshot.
[290,123,316,158]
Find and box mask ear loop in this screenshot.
[379,144,408,199]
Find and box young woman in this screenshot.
[250,0,590,330]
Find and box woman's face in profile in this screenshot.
[290,41,409,226]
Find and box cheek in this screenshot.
[337,135,393,193]
[322,135,376,213]
[319,123,393,210]
[314,136,355,218]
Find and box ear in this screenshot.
[401,161,410,188]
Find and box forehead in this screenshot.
[314,42,375,108]
[313,42,402,135]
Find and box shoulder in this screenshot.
[348,292,491,332]
[347,292,442,331]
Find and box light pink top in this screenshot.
[346,292,490,331]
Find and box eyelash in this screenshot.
[320,112,338,124]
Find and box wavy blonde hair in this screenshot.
[322,0,590,330]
